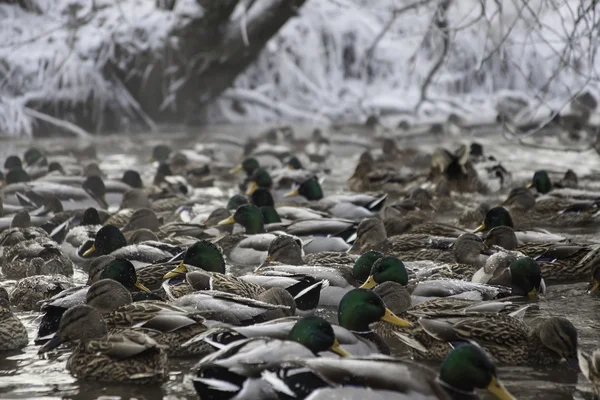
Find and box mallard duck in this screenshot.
[38,305,168,383]
[0,236,74,279]
[82,225,179,267]
[86,279,210,357]
[470,255,546,297]
[349,218,472,264]
[170,287,296,326]
[483,225,599,283]
[402,315,579,367]
[0,287,28,351]
[59,207,103,266]
[215,204,296,266]
[284,177,387,220]
[264,344,515,400]
[10,274,73,311]
[36,257,152,343]
[265,235,358,267]
[192,316,349,399]
[189,316,377,357]
[579,349,600,398]
[347,150,416,194]
[3,175,109,210]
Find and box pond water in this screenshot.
[0,125,599,399]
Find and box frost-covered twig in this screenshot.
[23,107,90,137]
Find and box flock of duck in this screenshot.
[1,130,600,399]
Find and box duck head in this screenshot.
[24,148,47,167]
[230,157,260,176]
[338,289,411,332]
[483,226,518,250]
[287,156,304,170]
[226,194,248,211]
[86,279,133,314]
[218,204,264,234]
[509,256,544,297]
[285,177,323,201]
[359,256,408,289]
[99,258,151,293]
[122,170,143,189]
[528,170,552,194]
[474,207,514,233]
[83,225,127,257]
[81,207,101,226]
[348,218,387,254]
[352,250,385,283]
[439,344,516,400]
[537,317,579,369]
[152,144,172,163]
[4,155,22,170]
[266,235,304,265]
[246,168,272,196]
[82,176,108,209]
[164,240,226,279]
[288,316,350,357]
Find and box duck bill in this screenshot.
[527,288,537,298]
[487,376,516,400]
[229,165,243,174]
[589,280,600,294]
[359,275,377,290]
[135,280,152,293]
[473,224,486,233]
[381,308,412,327]
[38,333,63,354]
[163,262,187,280]
[526,182,533,189]
[82,244,97,257]
[284,187,300,198]
[217,216,236,226]
[246,181,258,196]
[330,339,351,357]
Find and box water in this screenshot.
[1,125,600,399]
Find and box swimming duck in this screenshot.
[36,257,152,343]
[0,236,74,279]
[215,204,297,266]
[404,315,579,367]
[38,305,168,384]
[86,279,210,357]
[264,344,516,400]
[579,349,600,398]
[192,316,349,399]
[58,207,104,266]
[484,225,600,283]
[285,177,387,220]
[82,225,179,267]
[10,274,73,311]
[349,218,468,263]
[0,287,28,351]
[264,235,358,267]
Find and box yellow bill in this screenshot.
[487,376,516,400]
[217,215,236,226]
[526,182,533,189]
[229,165,243,174]
[381,308,412,328]
[284,187,299,198]
[82,244,97,257]
[330,338,351,357]
[246,181,258,195]
[528,288,537,298]
[163,261,188,280]
[135,280,152,293]
[358,275,377,290]
[473,224,486,233]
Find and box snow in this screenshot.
[0,0,599,136]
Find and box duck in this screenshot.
[36,256,152,343]
[85,279,210,357]
[82,225,180,267]
[483,225,600,283]
[347,150,417,194]
[215,204,298,266]
[0,287,28,351]
[473,206,568,243]
[401,314,579,367]
[284,177,387,220]
[192,316,350,399]
[38,305,168,384]
[58,207,104,266]
[3,175,109,211]
[0,211,51,246]
[264,235,359,267]
[10,274,73,311]
[263,344,516,400]
[578,349,600,398]
[0,235,74,279]
[348,218,466,263]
